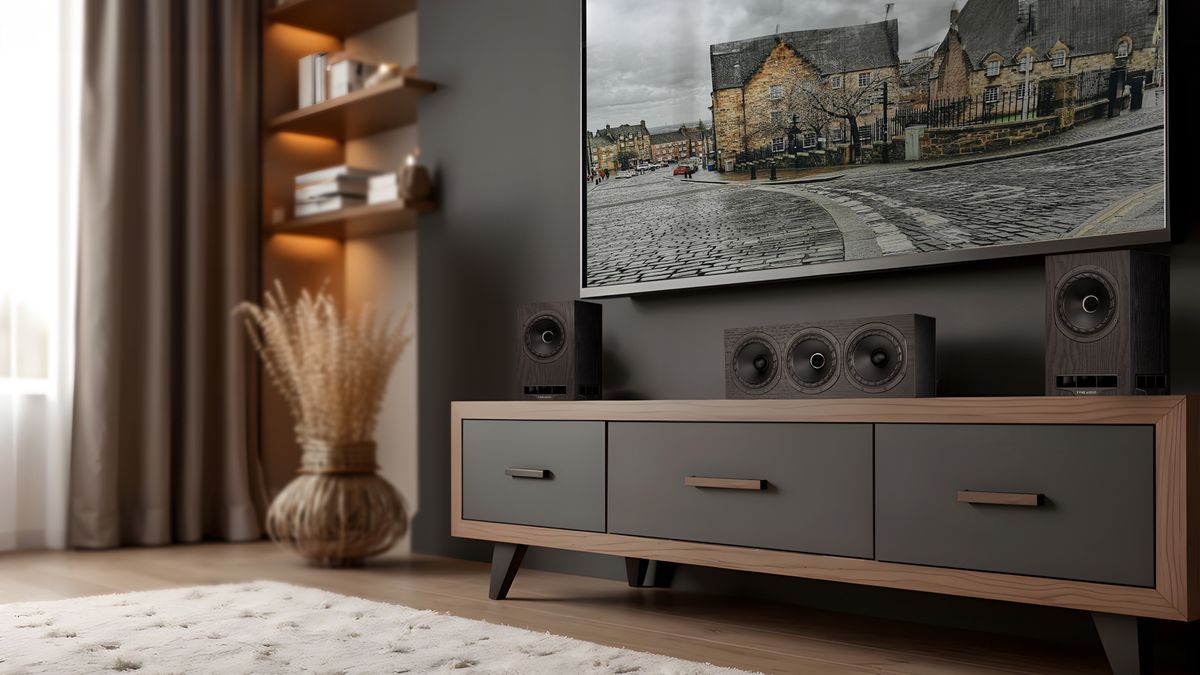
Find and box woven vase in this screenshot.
[265,441,408,567]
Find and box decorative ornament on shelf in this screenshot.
[236,282,412,567]
[363,62,400,90]
[399,150,433,200]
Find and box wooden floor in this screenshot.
[0,542,1189,674]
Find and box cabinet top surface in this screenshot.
[451,397,1191,425]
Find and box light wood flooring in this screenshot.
[0,542,1191,674]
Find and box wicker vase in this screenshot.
[265,441,407,567]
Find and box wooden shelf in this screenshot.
[268,76,436,140]
[268,199,436,239]
[267,0,417,38]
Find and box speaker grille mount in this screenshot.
[731,333,779,394]
[846,323,906,393]
[785,328,838,394]
[523,312,566,361]
[1055,267,1118,342]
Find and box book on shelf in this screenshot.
[298,54,315,108]
[366,172,399,204]
[294,165,383,186]
[295,176,370,202]
[297,51,329,108]
[295,195,367,218]
[314,52,326,104]
[329,57,376,99]
[368,172,397,189]
[367,187,399,205]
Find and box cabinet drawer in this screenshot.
[608,422,873,558]
[462,420,605,532]
[875,424,1154,587]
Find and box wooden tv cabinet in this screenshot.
[450,397,1199,674]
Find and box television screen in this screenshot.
[582,0,1168,296]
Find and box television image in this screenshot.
[582,0,1168,296]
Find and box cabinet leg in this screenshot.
[652,561,678,588]
[488,543,527,600]
[625,557,650,587]
[1092,612,1152,675]
[625,558,678,588]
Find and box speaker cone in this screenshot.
[524,313,566,360]
[785,328,838,393]
[731,333,779,394]
[1055,268,1117,341]
[846,323,906,393]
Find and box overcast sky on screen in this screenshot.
[586,0,952,130]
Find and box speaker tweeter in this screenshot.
[785,328,838,394]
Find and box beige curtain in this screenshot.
[70,0,264,548]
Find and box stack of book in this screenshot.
[366,172,399,204]
[294,166,383,218]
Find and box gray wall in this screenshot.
[417,0,1195,644]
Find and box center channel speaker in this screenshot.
[725,314,935,399]
[1046,250,1168,395]
[518,300,601,400]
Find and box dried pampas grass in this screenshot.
[237,281,412,566]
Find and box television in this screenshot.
[581,0,1169,297]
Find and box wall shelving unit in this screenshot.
[259,0,433,492]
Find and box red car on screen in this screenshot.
[673,165,691,176]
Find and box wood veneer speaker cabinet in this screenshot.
[451,397,1200,675]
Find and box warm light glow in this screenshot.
[267,233,345,260]
[264,22,343,54]
[273,130,343,150]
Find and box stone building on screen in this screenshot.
[708,19,901,166]
[928,0,1163,104]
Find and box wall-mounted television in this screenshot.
[581,0,1169,297]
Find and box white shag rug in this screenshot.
[0,581,755,674]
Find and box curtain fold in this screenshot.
[70,0,264,548]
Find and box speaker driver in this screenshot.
[846,323,906,393]
[785,328,838,393]
[524,312,566,360]
[1055,267,1117,342]
[731,333,779,394]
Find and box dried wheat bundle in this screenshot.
[236,281,412,566]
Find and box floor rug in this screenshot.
[0,580,754,674]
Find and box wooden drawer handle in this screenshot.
[505,468,550,479]
[957,490,1042,507]
[685,476,767,491]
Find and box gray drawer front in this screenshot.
[876,424,1154,587]
[462,420,605,532]
[608,422,873,558]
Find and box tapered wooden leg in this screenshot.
[1092,612,1152,675]
[488,543,527,600]
[625,558,678,588]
